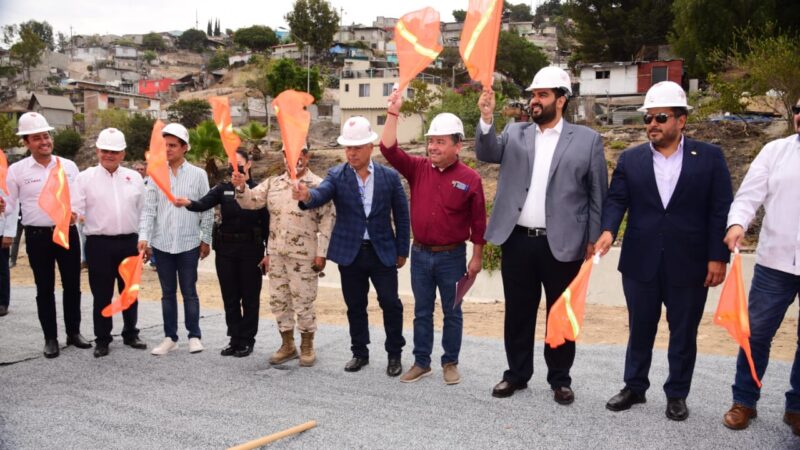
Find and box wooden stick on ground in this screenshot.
[227,421,317,450]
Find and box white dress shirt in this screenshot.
[72,165,144,236]
[351,160,374,239]
[651,137,684,208]
[5,155,79,227]
[728,134,800,275]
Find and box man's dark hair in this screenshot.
[671,107,689,118]
[554,88,570,115]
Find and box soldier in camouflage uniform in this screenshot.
[232,148,335,367]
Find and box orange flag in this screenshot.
[459,0,504,90]
[394,7,443,92]
[545,256,597,348]
[715,250,762,388]
[272,90,314,181]
[0,148,8,195]
[145,120,176,203]
[37,158,71,249]
[209,96,241,174]
[101,251,144,317]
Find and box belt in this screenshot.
[360,240,372,247]
[24,225,76,233]
[412,242,465,253]
[514,225,547,237]
[86,233,137,240]
[217,232,258,243]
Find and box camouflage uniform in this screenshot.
[236,170,335,333]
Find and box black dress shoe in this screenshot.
[234,345,254,358]
[220,344,240,356]
[66,334,92,349]
[606,388,647,411]
[344,357,369,372]
[0,305,8,316]
[666,397,689,421]
[492,380,527,398]
[553,386,575,405]
[123,337,147,349]
[386,356,402,377]
[43,339,60,358]
[94,343,109,358]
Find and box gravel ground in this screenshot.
[0,286,797,449]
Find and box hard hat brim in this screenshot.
[97,146,126,151]
[17,125,54,136]
[637,104,694,112]
[337,132,378,147]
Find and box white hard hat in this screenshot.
[337,116,378,146]
[162,123,191,150]
[96,127,127,151]
[425,113,464,138]
[638,81,692,112]
[16,112,54,136]
[526,66,572,95]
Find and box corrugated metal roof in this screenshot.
[29,93,75,112]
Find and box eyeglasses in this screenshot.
[643,113,674,124]
[792,105,800,115]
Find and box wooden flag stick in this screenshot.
[227,420,317,450]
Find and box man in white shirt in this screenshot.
[138,123,213,356]
[5,112,91,358]
[72,128,146,358]
[721,98,800,435]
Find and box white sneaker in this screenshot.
[151,338,178,355]
[188,337,204,353]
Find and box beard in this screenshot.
[531,101,558,125]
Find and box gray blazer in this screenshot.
[475,120,608,262]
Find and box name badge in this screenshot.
[452,180,469,191]
[224,190,235,196]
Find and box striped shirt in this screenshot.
[138,160,213,254]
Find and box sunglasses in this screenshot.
[792,105,800,115]
[643,113,674,124]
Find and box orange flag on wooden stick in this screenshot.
[101,251,144,317]
[209,96,241,174]
[459,0,504,90]
[395,7,443,92]
[715,250,762,388]
[545,255,598,348]
[145,120,176,203]
[0,148,8,195]
[37,158,71,249]
[272,90,314,181]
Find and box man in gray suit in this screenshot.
[475,66,608,404]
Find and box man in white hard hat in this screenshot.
[595,81,733,420]
[720,97,800,435]
[476,66,608,404]
[292,116,410,376]
[381,93,486,385]
[138,122,213,356]
[4,112,91,358]
[72,128,146,357]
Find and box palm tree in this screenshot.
[188,120,226,184]
[236,121,268,160]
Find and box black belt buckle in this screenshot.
[529,228,546,237]
[361,240,371,247]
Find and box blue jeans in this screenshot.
[153,247,202,341]
[410,244,466,368]
[732,264,800,411]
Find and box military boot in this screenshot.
[269,330,298,364]
[299,332,316,367]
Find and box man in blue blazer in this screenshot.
[294,116,410,376]
[596,82,733,421]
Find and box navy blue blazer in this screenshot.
[601,138,733,286]
[299,162,410,267]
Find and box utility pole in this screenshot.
[195,9,199,30]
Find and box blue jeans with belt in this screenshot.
[732,264,800,411]
[152,246,202,342]
[410,244,466,368]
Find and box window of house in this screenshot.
[407,87,415,99]
[358,83,370,97]
[377,114,387,125]
[595,70,610,79]
[383,83,394,96]
[652,66,668,84]
[345,83,349,92]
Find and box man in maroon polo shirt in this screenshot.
[381,91,486,385]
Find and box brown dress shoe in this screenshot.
[492,380,527,398]
[723,404,757,430]
[784,411,800,436]
[553,386,575,405]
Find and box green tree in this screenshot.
[9,26,47,84]
[167,99,212,129]
[178,28,207,53]
[533,0,564,26]
[266,58,322,100]
[669,0,800,78]
[52,129,83,158]
[233,25,279,52]
[0,115,19,149]
[236,121,268,159]
[452,9,467,22]
[207,20,213,36]
[94,109,129,133]
[285,0,340,54]
[142,32,166,51]
[215,19,221,37]
[505,2,534,21]
[56,32,69,52]
[495,31,549,90]
[208,50,229,71]
[188,120,225,182]
[400,79,441,133]
[427,85,508,138]
[124,113,155,160]
[19,20,55,51]
[142,50,158,63]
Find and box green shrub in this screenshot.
[52,129,82,158]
